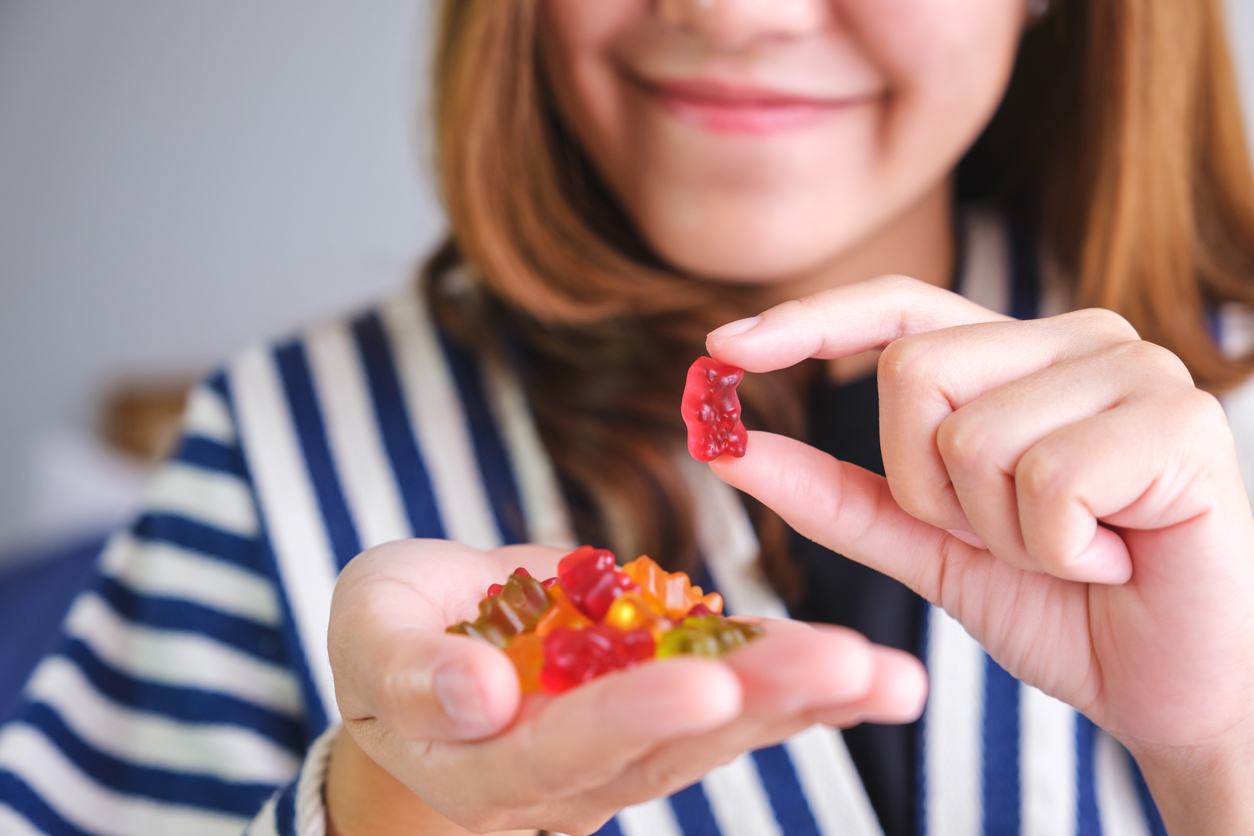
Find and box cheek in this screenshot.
[539,0,646,189]
[849,0,1024,168]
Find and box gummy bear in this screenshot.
[685,602,714,619]
[557,545,637,621]
[504,632,545,693]
[604,591,669,639]
[534,583,593,637]
[540,625,656,694]
[655,614,764,659]
[620,555,724,620]
[681,357,747,462]
[446,570,552,648]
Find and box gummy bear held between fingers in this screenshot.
[682,356,748,462]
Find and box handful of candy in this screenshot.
[446,545,763,694]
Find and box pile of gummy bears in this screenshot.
[447,545,763,694]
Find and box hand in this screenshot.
[325,539,926,836]
[706,275,1254,834]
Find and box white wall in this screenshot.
[1,2,1253,554]
[0,1,445,553]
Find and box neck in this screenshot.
[768,178,956,305]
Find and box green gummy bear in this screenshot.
[655,614,764,659]
[446,572,552,648]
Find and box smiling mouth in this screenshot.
[629,74,869,135]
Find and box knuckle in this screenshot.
[1109,339,1193,383]
[1014,445,1071,508]
[790,294,821,314]
[1175,388,1230,437]
[936,408,994,476]
[878,273,924,294]
[1069,307,1140,341]
[884,467,951,525]
[1184,386,1225,420]
[878,335,938,393]
[636,756,701,800]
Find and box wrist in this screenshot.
[324,725,538,836]
[1125,719,1254,836]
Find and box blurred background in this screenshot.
[1,0,1253,568]
[0,0,444,567]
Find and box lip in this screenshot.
[631,75,866,134]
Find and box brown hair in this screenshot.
[427,0,1254,595]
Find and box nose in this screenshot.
[656,0,831,48]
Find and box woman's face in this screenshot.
[539,0,1027,286]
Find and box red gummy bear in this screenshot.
[557,546,637,621]
[539,625,656,694]
[681,357,747,462]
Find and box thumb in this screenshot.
[710,430,987,606]
[342,628,520,742]
[330,583,521,743]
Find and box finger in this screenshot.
[582,622,890,811]
[706,274,1008,373]
[426,656,743,811]
[712,431,1100,702]
[938,340,1193,581]
[879,310,1141,535]
[721,619,876,712]
[334,626,523,743]
[809,644,929,727]
[712,430,985,606]
[1014,384,1236,582]
[331,541,525,742]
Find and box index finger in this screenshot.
[706,275,1008,372]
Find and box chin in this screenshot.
[650,231,838,285]
[640,205,861,286]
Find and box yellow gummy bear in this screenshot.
[604,591,670,639]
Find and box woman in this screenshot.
[2,0,1253,834]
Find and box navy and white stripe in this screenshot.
[0,215,1179,833]
[0,373,307,834]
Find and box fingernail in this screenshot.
[710,316,761,338]
[946,529,988,550]
[434,662,490,734]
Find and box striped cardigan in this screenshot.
[3,212,1226,836]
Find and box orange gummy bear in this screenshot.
[620,556,723,620]
[504,632,545,693]
[534,584,593,637]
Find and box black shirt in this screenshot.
[787,373,924,836]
